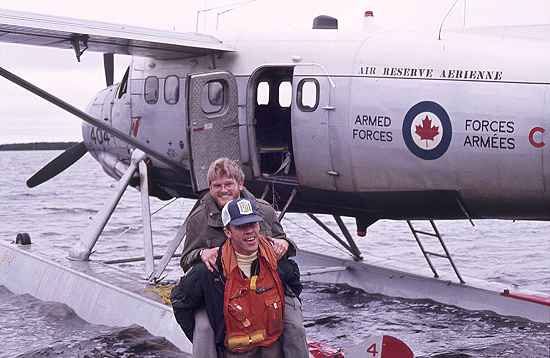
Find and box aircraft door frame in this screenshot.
[542,88,550,201]
[292,65,337,190]
[187,71,240,192]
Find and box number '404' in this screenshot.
[90,128,110,144]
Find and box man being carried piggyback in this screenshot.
[172,197,305,357]
[174,158,308,357]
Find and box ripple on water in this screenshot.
[16,326,189,358]
[301,282,550,358]
[41,207,99,215]
[2,152,550,358]
[0,286,189,358]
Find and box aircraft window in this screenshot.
[200,80,225,114]
[117,67,129,99]
[278,81,292,108]
[257,81,269,105]
[297,78,319,112]
[164,75,180,105]
[144,76,159,104]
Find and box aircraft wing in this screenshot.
[0,8,235,60]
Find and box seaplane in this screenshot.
[0,1,549,356]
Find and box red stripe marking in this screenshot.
[501,290,550,307]
[382,335,414,358]
[131,117,141,137]
[307,341,344,358]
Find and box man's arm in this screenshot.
[180,202,221,272]
[277,258,302,297]
[265,203,297,258]
[180,210,206,272]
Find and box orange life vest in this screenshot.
[221,236,285,353]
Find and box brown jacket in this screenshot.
[180,189,296,272]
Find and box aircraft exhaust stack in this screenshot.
[313,15,338,30]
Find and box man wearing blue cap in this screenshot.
[172,198,305,358]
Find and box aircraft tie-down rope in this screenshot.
[110,198,180,241]
[109,193,354,261]
[282,215,354,259]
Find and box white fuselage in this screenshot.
[84,28,550,219]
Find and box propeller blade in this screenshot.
[26,141,88,188]
[104,53,114,87]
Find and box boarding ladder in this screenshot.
[407,220,465,284]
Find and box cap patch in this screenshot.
[222,198,262,227]
[237,200,253,215]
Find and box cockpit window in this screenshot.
[117,67,129,99]
[164,75,180,105]
[144,76,159,104]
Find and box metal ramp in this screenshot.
[407,220,465,284]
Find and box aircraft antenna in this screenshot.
[195,0,259,32]
[438,0,461,40]
[216,0,258,30]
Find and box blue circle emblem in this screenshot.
[402,101,452,160]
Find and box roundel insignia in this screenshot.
[402,101,452,160]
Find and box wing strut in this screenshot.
[71,34,89,62]
[0,65,186,172]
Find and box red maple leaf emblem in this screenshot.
[415,115,439,142]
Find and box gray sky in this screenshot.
[0,0,208,144]
[0,0,548,144]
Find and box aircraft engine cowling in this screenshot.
[81,83,190,201]
[82,84,128,159]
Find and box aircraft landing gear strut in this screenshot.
[265,184,364,262]
[307,214,363,261]
[68,149,157,280]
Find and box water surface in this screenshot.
[1,151,548,357]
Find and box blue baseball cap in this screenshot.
[221,198,263,227]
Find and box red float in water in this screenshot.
[308,335,414,358]
[502,290,550,307]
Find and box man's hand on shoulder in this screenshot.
[271,238,289,259]
[200,247,219,272]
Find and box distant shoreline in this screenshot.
[0,142,79,151]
